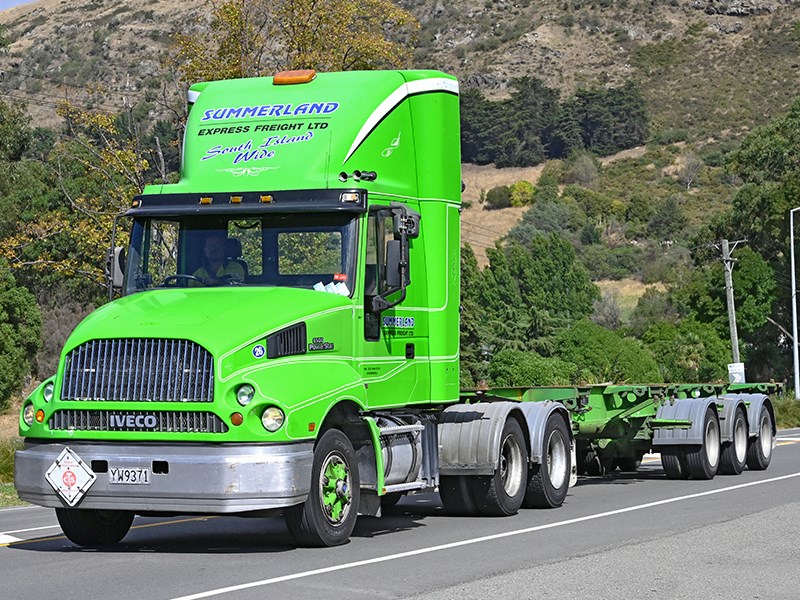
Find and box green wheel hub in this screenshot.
[319,451,352,525]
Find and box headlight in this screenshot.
[236,384,255,406]
[261,407,285,432]
[43,381,54,402]
[23,403,35,426]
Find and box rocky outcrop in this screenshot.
[690,0,775,16]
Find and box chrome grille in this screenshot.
[49,410,228,434]
[61,339,214,402]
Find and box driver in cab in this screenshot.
[191,233,245,286]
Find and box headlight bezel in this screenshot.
[22,403,35,427]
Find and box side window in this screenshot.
[278,231,342,275]
[229,219,262,277]
[145,220,180,284]
[365,210,396,297]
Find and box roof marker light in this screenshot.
[260,195,273,203]
[230,195,243,204]
[274,69,316,85]
[340,193,359,203]
[199,196,213,205]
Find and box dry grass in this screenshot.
[596,278,666,322]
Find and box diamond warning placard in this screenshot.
[45,448,96,507]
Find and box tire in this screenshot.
[439,475,478,516]
[746,405,774,471]
[617,456,642,473]
[284,429,360,547]
[661,451,688,479]
[55,508,134,547]
[686,406,720,480]
[473,418,528,516]
[523,413,570,509]
[719,407,748,475]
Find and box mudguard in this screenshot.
[652,396,718,447]
[516,401,572,465]
[438,402,525,475]
[438,401,572,475]
[726,393,775,438]
[716,395,749,443]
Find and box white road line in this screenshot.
[1,524,60,535]
[166,471,800,600]
[0,534,21,544]
[776,437,800,442]
[0,505,38,513]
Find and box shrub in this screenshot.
[488,349,577,386]
[485,185,512,210]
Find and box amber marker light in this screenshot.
[308,422,316,432]
[231,413,244,426]
[35,409,45,423]
[131,199,141,208]
[199,196,213,205]
[260,195,273,203]
[274,69,316,85]
[230,195,242,204]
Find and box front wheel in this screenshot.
[746,405,774,471]
[284,429,360,547]
[523,413,570,508]
[55,508,134,547]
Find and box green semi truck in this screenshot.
[15,69,779,547]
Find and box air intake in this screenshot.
[267,323,307,359]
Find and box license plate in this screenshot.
[108,467,151,485]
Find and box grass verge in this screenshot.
[0,438,27,507]
[774,393,800,430]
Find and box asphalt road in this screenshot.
[2,429,800,600]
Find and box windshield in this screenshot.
[124,213,358,296]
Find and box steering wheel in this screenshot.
[161,274,204,287]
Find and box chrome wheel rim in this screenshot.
[547,430,568,489]
[318,451,351,527]
[500,433,524,497]
[759,413,773,459]
[705,417,720,468]
[734,416,747,463]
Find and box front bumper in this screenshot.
[14,440,313,514]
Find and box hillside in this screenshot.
[0,0,798,138]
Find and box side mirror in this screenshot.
[106,246,126,289]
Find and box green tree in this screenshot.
[641,319,728,383]
[488,349,577,387]
[171,0,419,82]
[552,319,662,383]
[0,264,41,410]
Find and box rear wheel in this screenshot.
[523,413,570,508]
[661,451,688,479]
[686,407,720,480]
[720,407,748,475]
[474,418,528,516]
[55,508,134,547]
[285,429,360,547]
[746,405,774,471]
[616,456,642,473]
[439,475,478,516]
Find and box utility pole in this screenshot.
[721,239,745,365]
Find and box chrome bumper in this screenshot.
[14,440,313,513]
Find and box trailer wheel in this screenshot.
[616,456,642,473]
[55,508,134,547]
[746,405,774,471]
[285,429,360,547]
[661,451,689,479]
[685,406,720,480]
[719,407,748,475]
[474,418,528,516]
[439,475,478,516]
[523,413,570,508]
